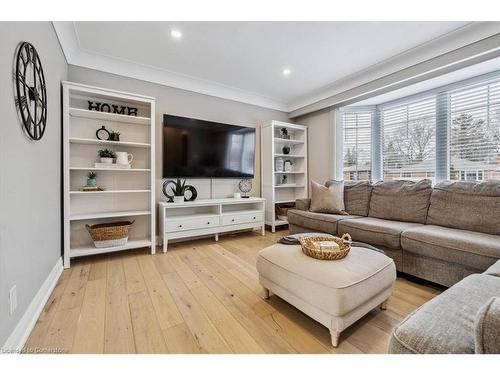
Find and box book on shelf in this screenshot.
[79,185,106,191]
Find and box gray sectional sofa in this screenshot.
[288,179,500,287]
[389,261,500,354]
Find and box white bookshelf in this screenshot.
[62,81,156,268]
[261,121,308,232]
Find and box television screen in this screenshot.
[163,114,256,178]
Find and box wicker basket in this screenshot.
[299,233,352,260]
[86,220,134,248]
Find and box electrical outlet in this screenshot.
[9,285,17,315]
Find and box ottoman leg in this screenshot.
[380,299,388,310]
[263,287,271,299]
[330,330,340,348]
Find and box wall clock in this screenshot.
[15,42,47,141]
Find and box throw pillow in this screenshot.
[309,180,346,214]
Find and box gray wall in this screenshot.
[68,65,289,206]
[296,109,334,188]
[0,22,67,345]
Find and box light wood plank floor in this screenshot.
[25,229,442,354]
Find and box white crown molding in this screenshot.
[52,21,288,112]
[288,22,500,114]
[2,258,63,352]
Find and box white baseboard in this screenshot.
[2,257,63,352]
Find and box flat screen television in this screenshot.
[163,114,256,178]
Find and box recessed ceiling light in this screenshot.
[170,29,182,40]
[282,68,291,77]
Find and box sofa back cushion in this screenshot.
[326,180,372,216]
[427,180,500,235]
[368,179,433,223]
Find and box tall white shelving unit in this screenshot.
[261,121,308,232]
[62,82,156,268]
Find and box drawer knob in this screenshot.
[253,217,256,219]
[178,224,182,228]
[231,219,235,222]
[207,222,210,224]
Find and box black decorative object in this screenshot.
[238,179,252,198]
[15,42,47,141]
[184,185,198,201]
[162,179,176,202]
[109,131,121,142]
[96,125,110,140]
[88,101,138,116]
[282,145,290,154]
[280,127,290,139]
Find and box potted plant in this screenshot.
[170,179,187,203]
[98,149,116,164]
[87,171,97,186]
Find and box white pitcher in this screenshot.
[115,151,133,166]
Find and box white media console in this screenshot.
[158,197,265,251]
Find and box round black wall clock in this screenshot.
[15,42,47,141]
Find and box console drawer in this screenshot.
[165,215,220,233]
[221,212,263,226]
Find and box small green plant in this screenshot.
[110,131,120,136]
[171,179,187,196]
[87,171,97,179]
[98,149,116,158]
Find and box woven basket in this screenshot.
[299,233,352,260]
[86,220,134,248]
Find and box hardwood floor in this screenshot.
[25,229,442,354]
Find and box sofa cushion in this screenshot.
[287,209,359,235]
[426,180,500,235]
[484,260,500,277]
[337,217,422,250]
[326,180,372,216]
[401,225,500,270]
[389,274,500,354]
[368,179,432,224]
[475,297,500,354]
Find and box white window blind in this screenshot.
[342,112,372,181]
[450,79,500,181]
[381,97,436,181]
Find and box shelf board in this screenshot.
[275,199,296,204]
[70,210,151,221]
[274,154,305,158]
[266,219,289,226]
[275,184,305,188]
[70,167,151,172]
[274,138,304,144]
[69,107,150,125]
[69,137,151,148]
[70,238,152,257]
[70,190,151,195]
[274,171,304,174]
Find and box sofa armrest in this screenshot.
[295,198,311,211]
[475,297,500,354]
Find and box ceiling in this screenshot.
[55,21,479,111]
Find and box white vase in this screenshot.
[100,157,114,164]
[173,195,184,203]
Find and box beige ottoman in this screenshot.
[256,243,396,347]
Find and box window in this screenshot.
[340,74,500,183]
[342,112,372,181]
[450,80,500,181]
[381,97,436,181]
